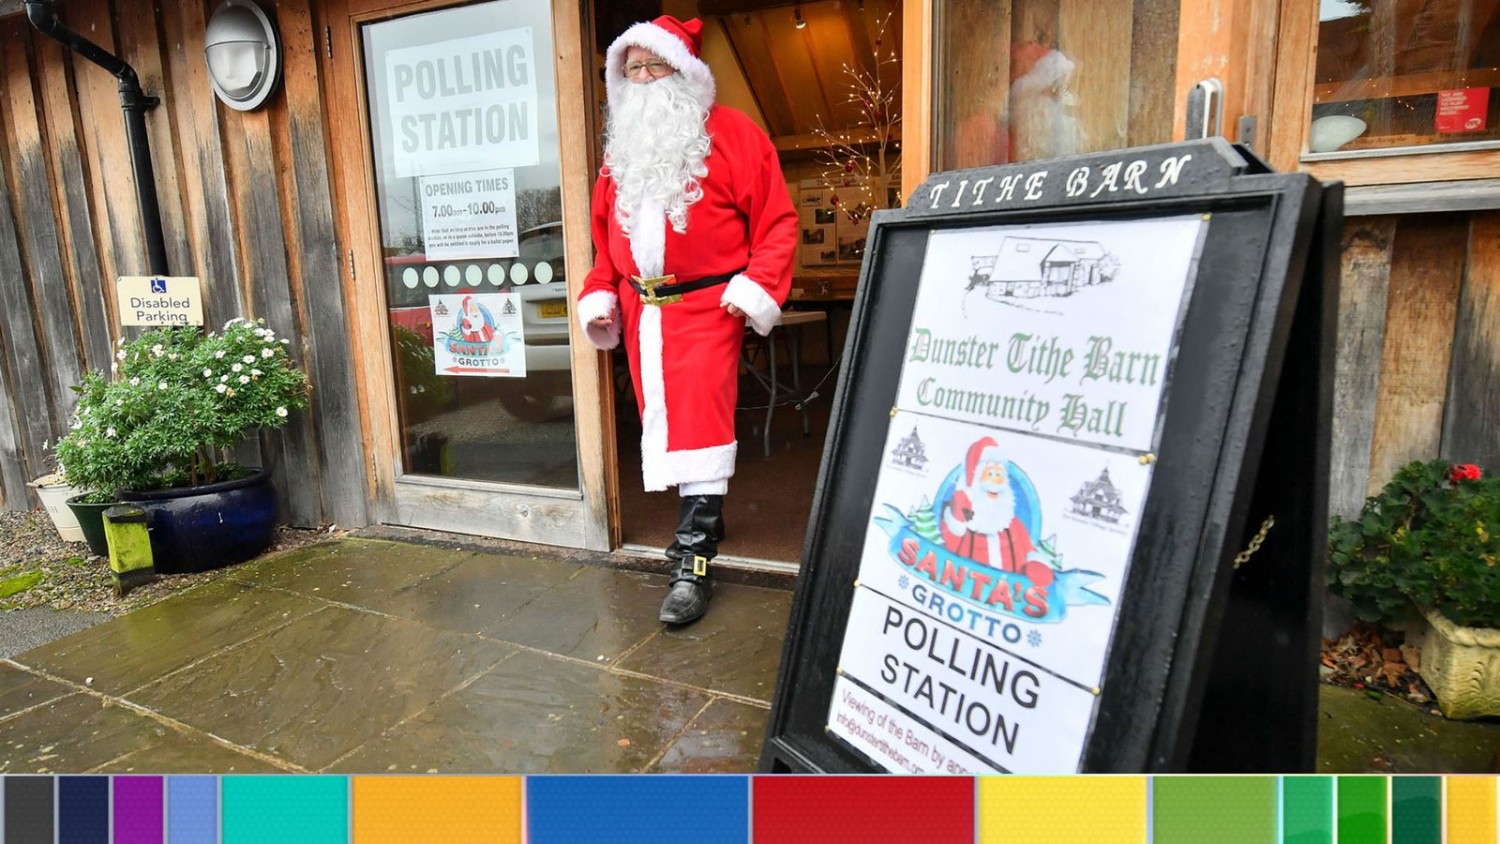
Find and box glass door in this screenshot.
[331,0,611,549]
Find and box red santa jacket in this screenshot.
[575,105,798,491]
[939,490,1055,588]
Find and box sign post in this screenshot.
[760,139,1340,773]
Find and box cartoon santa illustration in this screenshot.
[458,295,496,343]
[940,437,1055,587]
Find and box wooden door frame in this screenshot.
[319,0,617,550]
[900,0,1278,196]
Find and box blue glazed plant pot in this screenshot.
[120,467,278,574]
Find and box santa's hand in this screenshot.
[589,315,614,329]
[960,506,974,520]
[722,302,746,318]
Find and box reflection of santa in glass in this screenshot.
[940,438,1054,587]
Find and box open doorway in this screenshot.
[590,0,903,564]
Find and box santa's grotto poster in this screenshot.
[825,213,1207,774]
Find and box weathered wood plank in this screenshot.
[234,105,323,527]
[1328,216,1396,519]
[159,0,245,329]
[36,37,112,373]
[0,84,57,498]
[2,26,85,422]
[113,0,192,277]
[1366,214,1467,494]
[934,0,1009,170]
[1442,212,1500,471]
[1127,0,1176,147]
[274,0,366,527]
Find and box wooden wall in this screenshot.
[0,0,367,528]
[1331,210,1500,520]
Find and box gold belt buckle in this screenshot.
[634,274,682,306]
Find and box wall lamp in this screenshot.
[794,7,807,28]
[204,0,281,111]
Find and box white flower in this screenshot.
[158,381,168,391]
[151,344,163,355]
[242,355,255,364]
[115,337,125,347]
[275,407,288,418]
[280,339,289,345]
[203,368,213,377]
[251,369,263,377]
[110,362,118,373]
[105,427,116,438]
[168,353,178,361]
[239,375,250,384]
[225,317,244,328]
[262,348,275,358]
[129,377,140,386]
[214,383,227,394]
[215,350,226,359]
[232,363,243,373]
[116,350,126,361]
[225,387,235,397]
[71,420,82,430]
[81,406,89,415]
[115,399,123,406]
[220,375,229,382]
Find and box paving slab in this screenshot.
[0,663,74,718]
[650,697,771,774]
[615,583,792,702]
[484,567,666,663]
[13,580,325,695]
[128,605,515,770]
[328,649,709,774]
[0,609,111,660]
[363,553,582,636]
[228,539,470,608]
[1318,683,1500,773]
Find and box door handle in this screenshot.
[1185,78,1224,140]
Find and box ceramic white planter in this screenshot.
[1410,605,1500,720]
[28,473,85,542]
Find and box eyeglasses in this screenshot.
[623,60,674,78]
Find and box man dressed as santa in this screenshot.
[940,438,1055,588]
[575,16,798,624]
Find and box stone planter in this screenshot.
[1409,605,1500,720]
[29,474,84,542]
[120,467,278,575]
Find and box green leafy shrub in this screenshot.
[54,320,309,499]
[1328,459,1500,628]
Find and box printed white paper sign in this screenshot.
[428,292,525,377]
[827,675,995,775]
[895,216,1206,452]
[420,169,520,260]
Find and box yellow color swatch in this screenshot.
[980,776,1147,844]
[1445,776,1496,844]
[353,776,522,844]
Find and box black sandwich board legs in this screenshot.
[1184,184,1343,773]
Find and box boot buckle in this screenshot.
[693,555,709,577]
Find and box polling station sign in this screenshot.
[385,29,540,178]
[116,277,204,327]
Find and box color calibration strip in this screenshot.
[0,775,1496,842]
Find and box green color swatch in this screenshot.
[1337,776,1388,844]
[1152,776,1276,844]
[223,776,347,844]
[1282,776,1333,844]
[1391,776,1440,844]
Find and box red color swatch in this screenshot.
[753,776,974,843]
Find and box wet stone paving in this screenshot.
[0,538,791,774]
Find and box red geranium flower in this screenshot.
[1449,463,1483,484]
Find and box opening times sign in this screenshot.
[826,215,1208,774]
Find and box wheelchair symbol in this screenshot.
[150,278,167,294]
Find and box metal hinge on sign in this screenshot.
[325,27,333,60]
[348,250,356,281]
[1237,115,1258,150]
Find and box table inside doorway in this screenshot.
[740,309,828,458]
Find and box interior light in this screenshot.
[794,8,807,28]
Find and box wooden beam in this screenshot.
[1315,68,1500,104]
[1328,217,1395,520]
[1442,212,1500,472]
[900,0,931,201]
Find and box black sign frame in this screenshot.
[760,139,1341,774]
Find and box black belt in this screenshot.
[629,268,744,305]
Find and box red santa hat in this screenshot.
[605,16,716,112]
[964,437,1005,486]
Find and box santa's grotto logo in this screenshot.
[875,436,1110,625]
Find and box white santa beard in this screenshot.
[966,482,1016,534]
[605,74,712,235]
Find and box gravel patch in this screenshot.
[0,509,344,617]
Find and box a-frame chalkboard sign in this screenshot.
[760,139,1342,774]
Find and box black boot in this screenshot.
[659,494,724,624]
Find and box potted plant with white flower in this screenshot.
[53,319,308,570]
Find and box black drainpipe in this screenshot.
[25,0,168,276]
